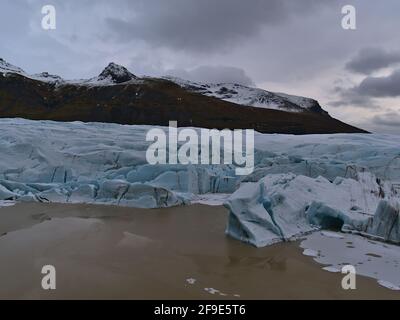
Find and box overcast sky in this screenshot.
[1,0,400,133]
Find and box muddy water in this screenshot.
[0,202,398,299]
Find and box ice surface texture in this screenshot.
[225,172,400,247]
[0,119,238,208]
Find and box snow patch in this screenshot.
[303,249,319,257]
[321,231,345,239]
[301,232,400,291]
[0,200,15,208]
[322,266,341,273]
[377,280,400,291]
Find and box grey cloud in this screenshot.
[346,48,400,74]
[166,65,254,86]
[332,68,400,108]
[105,0,335,52]
[356,69,400,97]
[363,110,400,134]
[328,86,378,109]
[354,111,400,134]
[372,111,400,127]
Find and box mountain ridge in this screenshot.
[0,59,367,134]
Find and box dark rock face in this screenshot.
[97,63,137,84]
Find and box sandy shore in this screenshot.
[0,202,398,299]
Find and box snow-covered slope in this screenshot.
[165,76,328,114]
[0,58,140,86]
[0,58,64,84]
[0,58,25,76]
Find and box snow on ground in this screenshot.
[300,231,400,290]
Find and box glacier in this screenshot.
[0,118,399,246]
[0,118,239,208]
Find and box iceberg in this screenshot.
[225,172,400,247]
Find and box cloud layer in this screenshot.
[346,48,400,75]
[356,69,400,97]
[166,66,254,85]
[106,0,332,52]
[372,111,400,127]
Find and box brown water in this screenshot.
[0,202,398,299]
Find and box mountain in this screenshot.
[0,58,367,134]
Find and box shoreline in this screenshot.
[0,202,399,299]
